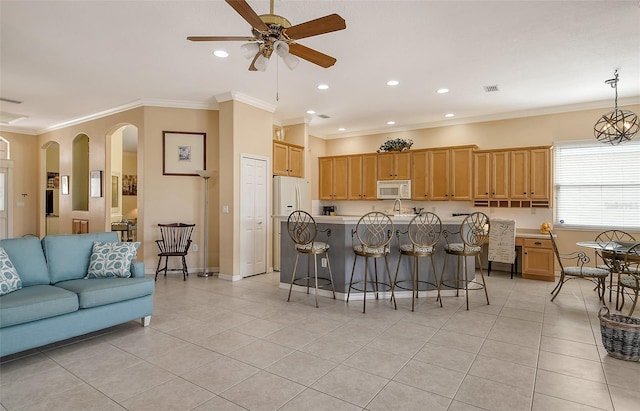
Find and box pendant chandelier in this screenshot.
[593,70,639,145]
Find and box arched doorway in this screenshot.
[0,136,13,239]
[44,141,60,235]
[107,124,139,245]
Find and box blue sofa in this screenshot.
[0,232,154,357]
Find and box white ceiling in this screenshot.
[1,0,639,139]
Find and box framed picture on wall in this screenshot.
[162,131,206,176]
[90,170,103,198]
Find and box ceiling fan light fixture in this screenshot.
[594,70,639,145]
[254,53,269,72]
[240,42,260,59]
[282,53,299,70]
[273,40,289,58]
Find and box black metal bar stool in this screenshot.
[347,212,397,313]
[286,210,336,308]
[394,212,443,311]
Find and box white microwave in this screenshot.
[377,180,412,199]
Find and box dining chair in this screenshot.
[155,223,195,281]
[616,242,640,316]
[548,231,609,303]
[286,210,336,308]
[347,211,396,313]
[441,212,490,310]
[394,212,442,311]
[594,230,636,302]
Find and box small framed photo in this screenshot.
[162,131,206,176]
[61,175,69,195]
[90,170,103,198]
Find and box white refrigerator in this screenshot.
[273,176,310,270]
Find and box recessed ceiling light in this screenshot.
[317,84,329,90]
[387,80,399,86]
[213,50,229,58]
[338,127,346,131]
[437,88,449,94]
[445,113,455,118]
[387,121,396,125]
[306,110,316,114]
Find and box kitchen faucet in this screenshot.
[393,198,402,215]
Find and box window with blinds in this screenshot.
[554,140,640,229]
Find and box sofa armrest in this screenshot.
[131,260,146,278]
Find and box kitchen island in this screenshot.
[278,215,475,300]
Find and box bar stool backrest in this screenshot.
[354,212,394,249]
[287,211,317,246]
[408,212,442,249]
[460,212,490,249]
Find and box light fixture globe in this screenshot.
[594,70,639,145]
[594,109,639,145]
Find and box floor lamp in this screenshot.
[196,169,215,277]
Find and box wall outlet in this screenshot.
[321,258,327,268]
[192,243,198,252]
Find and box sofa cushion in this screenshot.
[0,285,79,328]
[87,242,140,279]
[0,237,50,286]
[54,278,155,309]
[0,247,22,295]
[42,232,119,283]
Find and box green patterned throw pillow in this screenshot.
[0,246,22,295]
[86,242,140,279]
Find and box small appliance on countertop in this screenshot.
[323,205,336,216]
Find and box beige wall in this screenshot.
[218,99,273,278]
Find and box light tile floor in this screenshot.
[2,271,640,411]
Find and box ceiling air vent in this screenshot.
[317,114,331,119]
[483,85,500,92]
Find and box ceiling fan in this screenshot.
[187,0,346,71]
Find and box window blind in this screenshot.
[554,140,640,230]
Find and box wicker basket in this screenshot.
[598,306,640,361]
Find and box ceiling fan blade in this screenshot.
[187,36,256,42]
[284,14,346,40]
[288,43,337,68]
[225,0,269,32]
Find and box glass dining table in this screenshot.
[577,240,640,305]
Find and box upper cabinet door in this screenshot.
[395,152,412,180]
[287,145,304,178]
[474,152,490,200]
[510,150,529,199]
[377,153,395,180]
[529,148,550,200]
[429,149,450,200]
[361,154,378,200]
[491,151,509,199]
[412,150,430,200]
[450,147,473,200]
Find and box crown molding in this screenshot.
[282,116,311,126]
[215,91,276,113]
[322,97,640,139]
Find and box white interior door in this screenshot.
[240,155,267,277]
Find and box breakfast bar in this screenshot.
[278,215,475,299]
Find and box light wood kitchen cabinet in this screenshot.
[319,156,348,200]
[411,150,430,200]
[510,147,551,206]
[429,146,475,201]
[529,148,550,201]
[273,141,304,177]
[520,237,555,281]
[348,154,377,200]
[377,151,411,180]
[474,150,509,202]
